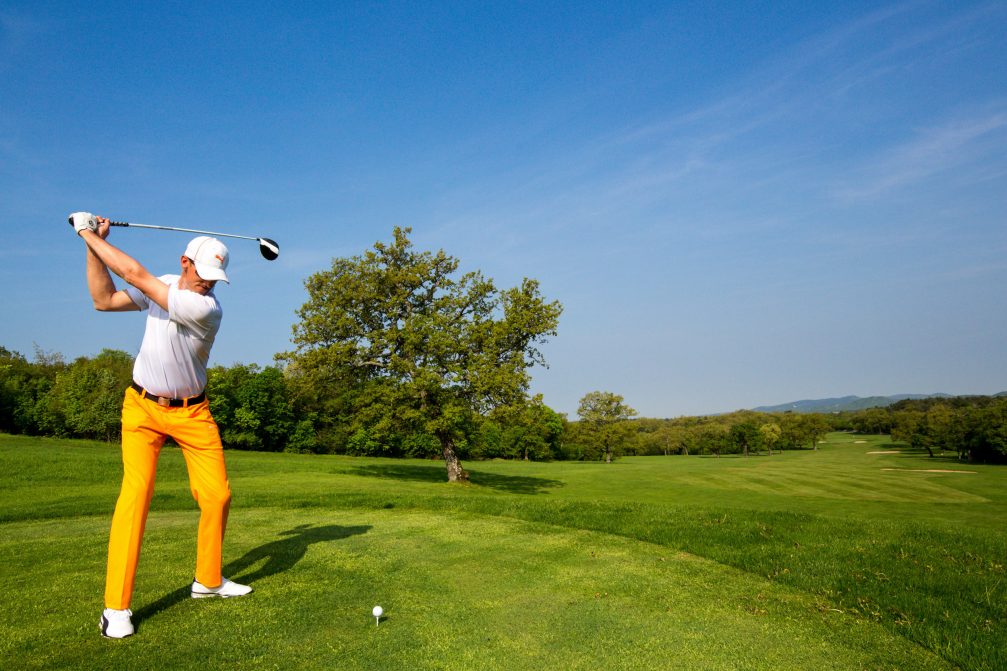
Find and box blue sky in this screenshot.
[2,1,1005,417]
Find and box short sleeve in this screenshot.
[167,284,222,339]
[125,286,149,310]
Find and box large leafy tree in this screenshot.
[576,391,637,463]
[279,227,562,482]
[803,414,831,451]
[758,421,782,456]
[728,412,761,457]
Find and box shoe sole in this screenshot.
[191,590,252,599]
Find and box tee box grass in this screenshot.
[0,432,1003,670]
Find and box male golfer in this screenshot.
[70,212,251,639]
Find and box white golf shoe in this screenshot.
[191,577,252,598]
[100,608,134,639]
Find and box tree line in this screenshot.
[0,345,308,450]
[834,396,1007,463]
[4,342,1005,464]
[602,408,833,459]
[0,342,827,460]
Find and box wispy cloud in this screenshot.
[462,5,998,220]
[834,108,1007,200]
[412,2,1007,282]
[600,3,1005,179]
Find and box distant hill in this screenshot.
[752,394,954,414]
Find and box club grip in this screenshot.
[109,221,129,227]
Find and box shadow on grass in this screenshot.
[135,523,370,626]
[343,463,564,495]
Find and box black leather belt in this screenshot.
[131,382,206,408]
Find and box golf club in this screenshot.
[68,214,280,260]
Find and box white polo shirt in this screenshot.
[125,274,222,399]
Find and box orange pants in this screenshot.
[104,387,231,610]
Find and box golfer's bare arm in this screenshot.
[80,220,170,312]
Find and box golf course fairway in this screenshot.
[1,432,1002,670]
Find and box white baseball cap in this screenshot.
[184,236,230,283]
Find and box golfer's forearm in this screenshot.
[80,230,169,311]
[81,230,151,289]
[85,246,120,310]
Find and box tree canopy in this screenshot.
[278,227,563,481]
[576,391,638,463]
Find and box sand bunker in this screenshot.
[854,440,867,444]
[881,468,977,474]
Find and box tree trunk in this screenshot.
[604,445,612,463]
[442,439,469,483]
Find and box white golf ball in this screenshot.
[372,605,383,618]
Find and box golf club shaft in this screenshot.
[109,221,260,243]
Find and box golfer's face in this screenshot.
[183,258,217,294]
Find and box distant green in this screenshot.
[1,432,1003,670]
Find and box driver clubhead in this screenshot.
[259,238,280,260]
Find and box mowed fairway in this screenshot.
[1,433,1003,670]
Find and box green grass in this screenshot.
[1,432,1004,670]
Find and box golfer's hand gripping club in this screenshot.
[68,212,99,235]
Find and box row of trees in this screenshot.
[575,398,1007,463]
[614,410,833,459]
[0,346,133,442]
[0,345,306,449]
[839,397,1007,463]
[6,340,1005,466]
[0,341,834,461]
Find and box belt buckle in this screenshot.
[156,396,171,408]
